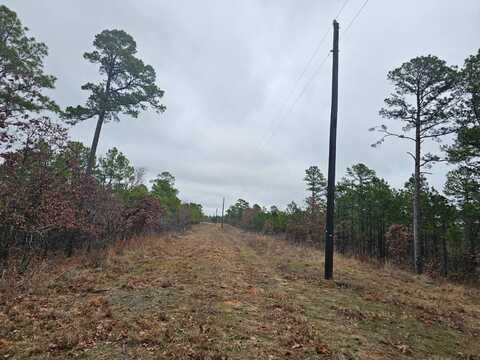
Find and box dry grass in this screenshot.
[0,224,479,359]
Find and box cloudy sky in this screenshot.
[6,0,480,214]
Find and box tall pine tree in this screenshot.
[65,30,166,175]
[372,55,457,273]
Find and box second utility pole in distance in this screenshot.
[324,19,339,280]
[221,197,225,229]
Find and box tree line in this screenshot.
[220,50,479,280]
[1,4,478,280]
[0,5,203,269]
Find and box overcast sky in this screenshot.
[5,0,480,214]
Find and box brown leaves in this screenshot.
[396,343,410,354]
[0,138,166,262]
[335,306,368,322]
[159,280,173,288]
[2,224,480,359]
[385,224,412,267]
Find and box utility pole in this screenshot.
[215,208,218,224]
[324,20,339,280]
[221,197,225,229]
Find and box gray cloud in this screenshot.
[5,0,479,214]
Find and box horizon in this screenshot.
[4,0,479,214]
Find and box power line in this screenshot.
[293,0,350,87]
[344,0,370,35]
[262,0,371,147]
[260,0,351,147]
[236,0,372,213]
[335,0,352,19]
[261,52,331,146]
[289,53,332,118]
[292,30,330,88]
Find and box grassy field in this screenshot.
[1,223,479,359]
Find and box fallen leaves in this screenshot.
[1,224,479,359]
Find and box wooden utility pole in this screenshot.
[221,197,225,229]
[324,20,339,280]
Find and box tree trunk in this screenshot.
[86,111,105,176]
[465,217,474,255]
[441,223,448,277]
[464,216,476,272]
[86,70,112,176]
[413,102,423,274]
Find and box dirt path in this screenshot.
[1,224,479,359]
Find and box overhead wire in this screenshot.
[259,0,351,148]
[293,0,351,87]
[344,0,370,36]
[261,52,331,147]
[241,0,371,210]
[261,0,371,150]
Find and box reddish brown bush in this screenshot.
[385,224,412,267]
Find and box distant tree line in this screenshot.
[0,5,203,269]
[222,161,477,279]
[221,49,479,280]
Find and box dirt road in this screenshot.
[1,224,479,359]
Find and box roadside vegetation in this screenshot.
[0,5,203,277]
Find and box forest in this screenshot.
[0,5,203,271]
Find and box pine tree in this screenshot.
[372,56,457,273]
[65,30,166,175]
